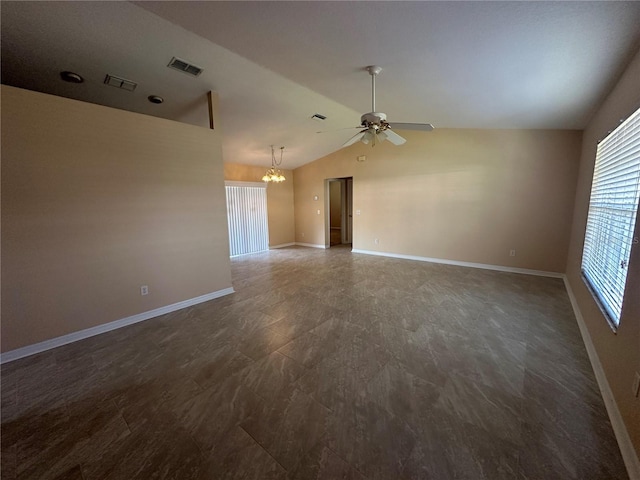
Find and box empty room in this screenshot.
[1,2,639,479]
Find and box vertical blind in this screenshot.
[581,105,640,327]
[225,183,269,257]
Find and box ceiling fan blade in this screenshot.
[384,128,406,145]
[316,126,363,134]
[343,130,367,147]
[390,122,435,132]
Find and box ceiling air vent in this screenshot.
[168,57,203,77]
[311,113,327,121]
[104,74,137,92]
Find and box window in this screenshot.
[225,182,269,257]
[581,105,640,329]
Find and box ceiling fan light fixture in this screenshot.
[338,65,434,148]
[362,129,378,145]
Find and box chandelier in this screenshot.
[262,145,286,183]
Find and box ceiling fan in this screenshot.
[343,65,434,147]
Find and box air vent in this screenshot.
[104,74,137,92]
[168,57,203,77]
[311,113,327,121]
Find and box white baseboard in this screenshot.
[230,249,270,258]
[351,249,563,278]
[563,277,640,480]
[270,242,296,249]
[295,242,328,249]
[0,287,235,364]
[351,247,638,476]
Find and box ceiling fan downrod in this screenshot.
[367,65,382,112]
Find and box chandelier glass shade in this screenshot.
[262,167,286,183]
[263,145,286,183]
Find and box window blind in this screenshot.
[581,106,640,328]
[225,183,269,257]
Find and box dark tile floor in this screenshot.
[0,246,628,479]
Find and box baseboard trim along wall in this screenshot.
[0,287,235,364]
[270,242,296,249]
[351,247,638,477]
[563,278,640,480]
[230,249,270,258]
[295,242,328,249]
[351,249,564,278]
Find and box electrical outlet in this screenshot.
[317,209,320,215]
[356,210,361,215]
[140,285,149,296]
[374,238,379,245]
[509,249,516,257]
[633,372,640,398]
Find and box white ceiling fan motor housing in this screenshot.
[361,111,387,127]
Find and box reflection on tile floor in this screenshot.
[0,246,629,479]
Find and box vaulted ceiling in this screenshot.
[2,1,640,168]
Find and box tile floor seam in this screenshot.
[237,424,290,474]
[2,247,629,480]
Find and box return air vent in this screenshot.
[104,74,137,91]
[168,57,203,77]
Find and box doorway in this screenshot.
[327,177,353,247]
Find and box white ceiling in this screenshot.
[2,1,640,169]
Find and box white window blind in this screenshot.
[225,182,269,257]
[581,105,640,328]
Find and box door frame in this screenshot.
[324,177,353,248]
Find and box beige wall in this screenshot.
[224,163,295,247]
[566,48,640,455]
[1,86,232,353]
[294,129,581,272]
